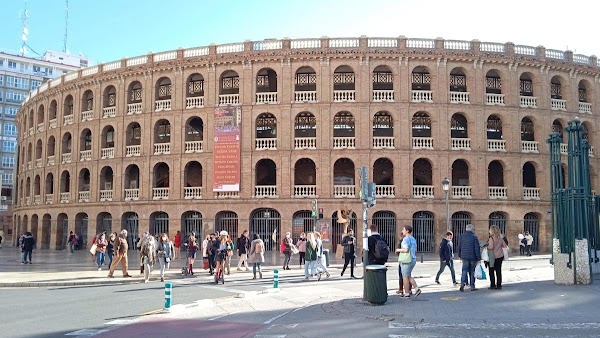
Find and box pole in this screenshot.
[362,200,368,301]
[445,190,450,232]
[164,282,172,309]
[273,269,279,288]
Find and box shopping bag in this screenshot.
[89,243,97,256]
[475,263,487,280]
[502,247,509,261]
[481,249,489,262]
[290,244,299,255]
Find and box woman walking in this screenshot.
[282,232,293,270]
[303,232,318,280]
[224,235,235,275]
[156,233,174,282]
[487,225,506,290]
[95,233,108,271]
[398,225,421,298]
[314,232,330,280]
[141,235,156,283]
[247,233,265,279]
[185,235,199,275]
[296,233,306,268]
[236,230,250,271]
[106,232,116,268]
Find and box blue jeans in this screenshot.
[252,262,262,274]
[435,259,457,283]
[23,250,32,263]
[461,259,477,288]
[304,260,317,277]
[96,252,105,268]
[69,242,74,253]
[107,252,114,267]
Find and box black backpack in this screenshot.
[373,235,389,262]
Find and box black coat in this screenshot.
[22,235,35,251]
[237,236,250,254]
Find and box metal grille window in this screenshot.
[108,94,116,106]
[451,212,471,244]
[124,213,139,248]
[182,211,202,240]
[150,212,169,235]
[520,80,533,96]
[131,88,142,102]
[373,112,393,137]
[412,211,435,253]
[449,75,467,91]
[256,114,277,138]
[551,83,562,99]
[488,212,507,235]
[250,209,281,252]
[216,211,239,238]
[333,112,355,137]
[294,113,316,137]
[222,77,240,89]
[83,132,92,150]
[486,77,502,94]
[158,84,172,99]
[412,73,431,84]
[333,72,355,84]
[372,72,393,83]
[486,116,502,138]
[331,211,356,253]
[521,118,534,141]
[86,99,93,111]
[373,211,396,249]
[256,75,270,87]
[188,81,204,95]
[157,123,171,140]
[292,211,315,241]
[295,73,317,86]
[524,213,539,252]
[579,88,587,102]
[412,113,432,137]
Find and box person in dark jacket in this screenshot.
[22,232,36,264]
[367,224,388,265]
[340,229,357,278]
[435,231,458,285]
[236,230,250,271]
[458,224,481,292]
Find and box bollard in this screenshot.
[164,282,172,309]
[273,269,279,288]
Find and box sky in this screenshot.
[1,0,599,65]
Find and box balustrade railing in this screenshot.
[186,97,204,109]
[488,187,508,199]
[373,136,395,149]
[551,99,566,111]
[294,185,316,198]
[520,96,537,108]
[124,188,140,201]
[579,102,592,114]
[127,103,142,115]
[333,137,356,149]
[100,190,113,201]
[334,185,355,198]
[45,194,53,204]
[78,191,91,202]
[155,99,172,111]
[255,185,278,198]
[372,90,394,102]
[521,141,539,153]
[376,185,395,198]
[80,150,92,161]
[81,110,94,122]
[126,145,141,157]
[154,143,170,155]
[36,158,42,167]
[28,161,32,170]
[411,90,433,103]
[61,153,72,164]
[256,92,278,104]
[34,195,41,205]
[413,185,434,198]
[152,187,169,200]
[29,127,34,136]
[255,138,277,150]
[184,141,204,153]
[333,90,355,102]
[294,91,317,103]
[486,93,505,106]
[487,139,506,151]
[47,155,55,166]
[219,94,239,105]
[451,138,471,150]
[523,187,540,200]
[184,187,203,199]
[60,192,70,203]
[294,137,317,149]
[412,137,433,149]
[63,115,74,125]
[102,107,116,118]
[37,123,44,132]
[216,191,240,198]
[452,186,472,199]
[449,91,470,104]
[49,118,57,129]
[101,147,115,159]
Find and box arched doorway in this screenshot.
[96,212,112,235]
[150,212,169,235]
[122,212,139,248]
[182,211,202,240]
[215,211,239,237]
[250,208,281,252]
[488,211,507,235]
[524,213,540,252]
[451,211,472,244]
[373,211,396,248]
[331,210,357,253]
[412,211,435,252]
[75,213,89,249]
[56,213,68,250]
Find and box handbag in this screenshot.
[502,247,509,261]
[89,243,97,256]
[398,252,412,264]
[290,244,299,255]
[481,248,489,262]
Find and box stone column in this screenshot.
[553,238,592,285]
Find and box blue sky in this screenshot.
[1,0,599,64]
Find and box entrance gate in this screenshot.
[488,212,507,235]
[215,211,239,237]
[75,214,89,249]
[412,211,435,252]
[150,212,169,236]
[97,213,112,235]
[451,211,471,245]
[331,211,357,253]
[123,213,139,248]
[182,211,202,240]
[524,213,540,252]
[292,210,315,241]
[250,208,281,252]
[373,211,396,248]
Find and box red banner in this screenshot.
[213,106,241,192]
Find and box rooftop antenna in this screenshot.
[63,0,69,53]
[19,0,29,56]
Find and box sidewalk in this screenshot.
[0,247,551,287]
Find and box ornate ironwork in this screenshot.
[412,113,431,129]
[333,112,355,129]
[552,121,563,134]
[333,72,355,84]
[412,72,431,84]
[372,72,393,83]
[157,123,171,138]
[520,80,533,94]
[450,75,466,87]
[579,88,587,102]
[486,77,502,90]
[131,88,142,102]
[188,80,204,94]
[373,112,393,129]
[295,113,316,129]
[487,116,502,132]
[521,119,534,135]
[256,75,270,87]
[256,114,277,130]
[551,83,562,98]
[451,115,467,131]
[222,77,240,89]
[295,73,316,85]
[108,94,116,106]
[86,99,93,111]
[158,84,172,98]
[130,126,141,141]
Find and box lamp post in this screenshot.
[442,177,450,232]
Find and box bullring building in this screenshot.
[13,37,599,254]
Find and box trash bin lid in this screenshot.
[366,265,386,270]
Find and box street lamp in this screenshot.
[442,177,450,232]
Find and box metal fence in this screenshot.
[412,211,435,253]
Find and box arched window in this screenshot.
[488,212,507,235]
[294,112,316,148]
[449,67,467,92]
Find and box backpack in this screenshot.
[373,235,389,262]
[280,239,286,253]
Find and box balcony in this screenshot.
[35,159,42,167]
[373,137,395,149]
[412,137,433,150]
[27,161,32,170]
[127,103,142,115]
[47,155,55,166]
[333,137,355,149]
[34,195,41,205]
[155,99,172,111]
[80,150,92,161]
[78,191,90,202]
[294,137,316,150]
[488,187,508,199]
[103,107,116,118]
[25,196,31,205]
[216,191,240,198]
[523,187,540,200]
[101,147,115,159]
[550,99,566,111]
[255,185,277,198]
[372,90,394,102]
[60,192,70,203]
[81,110,94,122]
[29,127,34,136]
[256,92,278,104]
[334,185,355,198]
[487,140,506,152]
[450,138,471,150]
[411,90,433,103]
[294,91,317,103]
[184,141,204,153]
[126,145,141,157]
[154,143,170,155]
[152,187,169,200]
[255,138,277,150]
[521,141,539,153]
[333,90,355,102]
[486,93,505,106]
[294,185,316,198]
[519,96,537,108]
[186,97,204,109]
[561,143,568,155]
[100,190,113,201]
[452,186,472,199]
[63,115,74,125]
[413,185,434,198]
[184,187,203,199]
[449,91,470,104]
[219,94,239,105]
[45,194,53,205]
[375,185,395,198]
[49,118,57,129]
[61,153,72,164]
[124,188,140,201]
[579,102,592,114]
[37,123,45,132]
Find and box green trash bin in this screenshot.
[323,249,330,267]
[364,265,388,305]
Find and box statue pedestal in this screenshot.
[553,238,592,285]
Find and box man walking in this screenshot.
[458,224,481,292]
[236,230,250,271]
[340,229,357,278]
[525,231,534,256]
[108,229,131,278]
[22,232,35,264]
[68,231,76,254]
[435,231,458,286]
[367,224,389,265]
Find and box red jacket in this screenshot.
[174,234,181,247]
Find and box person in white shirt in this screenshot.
[525,231,534,256]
